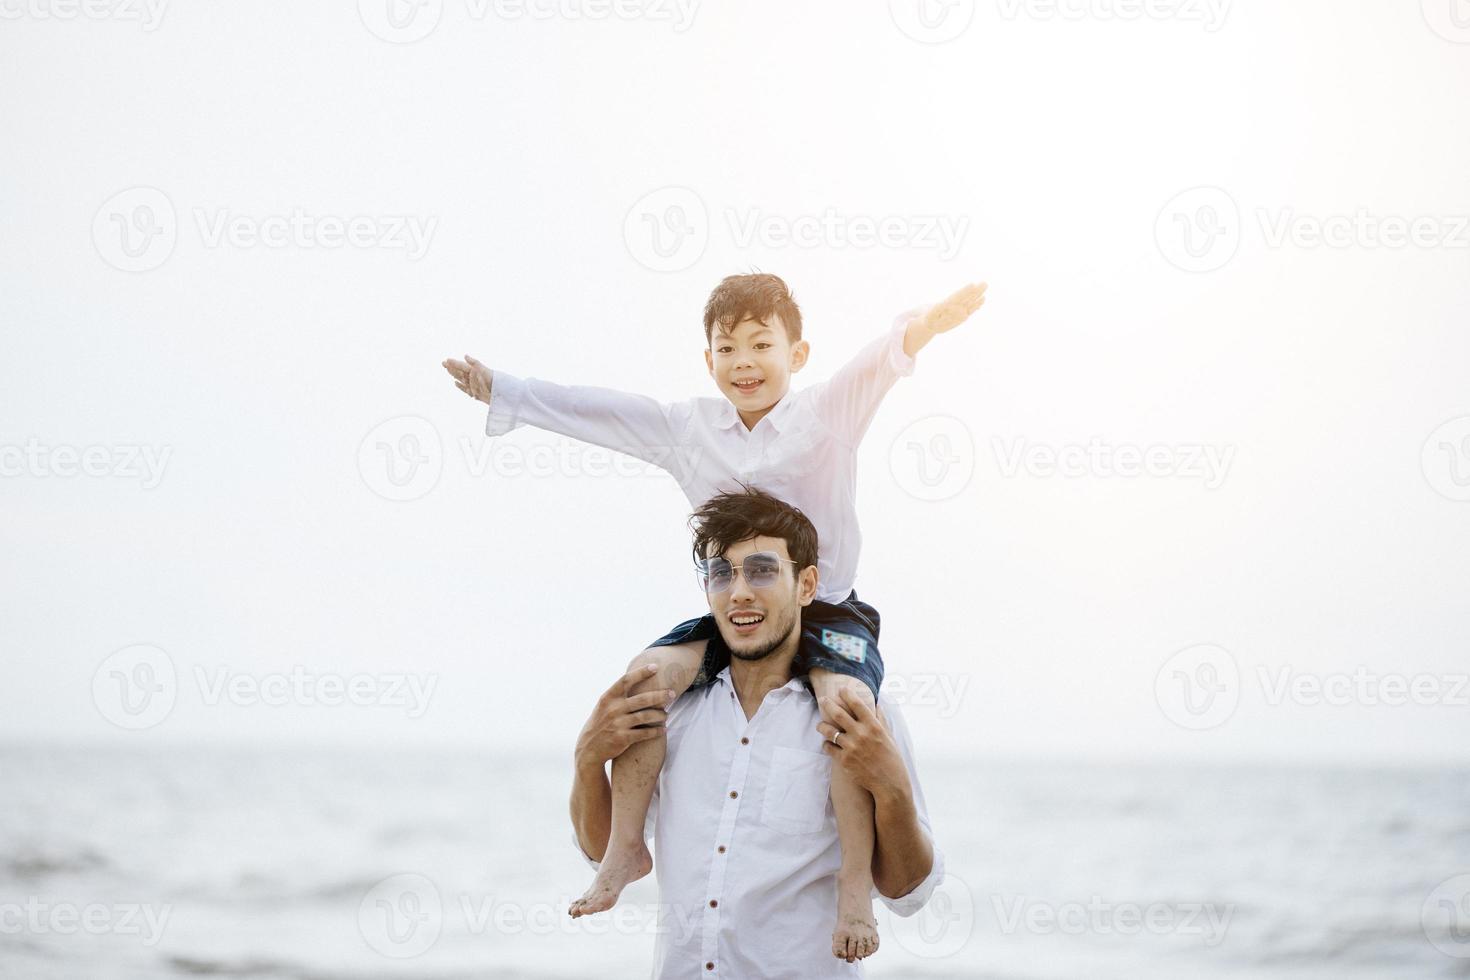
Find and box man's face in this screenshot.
[704,316,809,415]
[704,535,816,662]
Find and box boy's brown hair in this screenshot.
[703,273,803,347]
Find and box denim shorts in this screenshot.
[646,590,884,700]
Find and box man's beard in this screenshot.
[726,599,798,662]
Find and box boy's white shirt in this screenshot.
[575,668,943,980]
[485,313,918,603]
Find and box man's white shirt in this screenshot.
[485,315,917,603]
[578,667,944,979]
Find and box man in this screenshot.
[569,487,944,977]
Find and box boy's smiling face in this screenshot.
[704,315,810,428]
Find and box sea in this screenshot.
[2,745,1468,979]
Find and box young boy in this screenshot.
[442,274,986,963]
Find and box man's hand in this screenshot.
[816,688,910,800]
[442,354,493,404]
[575,664,676,772]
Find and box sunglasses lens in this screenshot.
[699,559,734,593]
[745,554,782,587]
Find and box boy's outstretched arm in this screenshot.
[441,354,691,477]
[902,281,988,358]
[809,279,988,449]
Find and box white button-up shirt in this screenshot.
[578,667,944,979]
[486,315,917,603]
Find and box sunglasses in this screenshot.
[695,551,800,594]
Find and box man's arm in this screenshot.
[818,690,940,904]
[569,665,675,862]
[442,355,690,477]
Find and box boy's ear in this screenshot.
[704,348,714,377]
[789,340,810,373]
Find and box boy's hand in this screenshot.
[574,665,676,771]
[442,354,493,404]
[913,281,988,335]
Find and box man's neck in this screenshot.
[727,644,799,721]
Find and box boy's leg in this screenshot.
[812,667,880,963]
[568,639,706,918]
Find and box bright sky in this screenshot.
[2,0,1468,765]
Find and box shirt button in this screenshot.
[717,845,726,853]
[740,737,749,745]
[709,899,719,908]
[705,963,715,971]
[728,790,738,799]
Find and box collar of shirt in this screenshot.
[713,388,800,435]
[709,664,815,700]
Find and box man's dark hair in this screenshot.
[703,273,803,347]
[689,484,818,577]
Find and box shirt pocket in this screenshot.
[759,746,832,835]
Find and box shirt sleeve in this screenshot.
[872,698,946,918]
[486,371,693,479]
[808,310,920,450]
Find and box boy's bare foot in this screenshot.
[832,873,879,962]
[568,840,652,918]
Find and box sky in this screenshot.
[2,0,1468,765]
